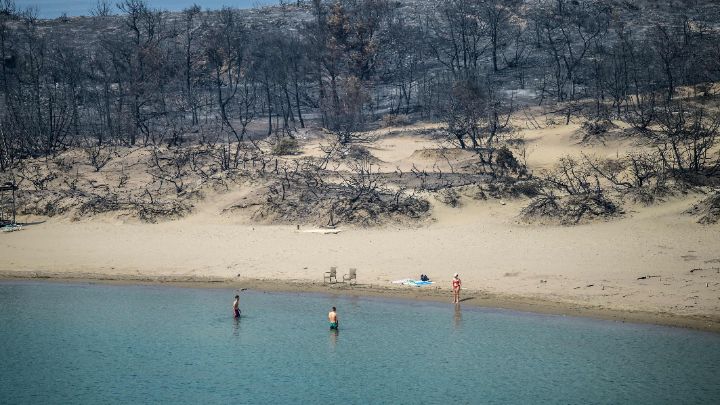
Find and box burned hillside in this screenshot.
[1,0,719,226]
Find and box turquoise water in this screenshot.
[1,282,719,404]
[14,1,280,19]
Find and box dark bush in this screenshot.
[522,192,621,225]
[685,191,720,224]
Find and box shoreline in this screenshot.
[2,271,719,333]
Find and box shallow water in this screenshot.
[15,1,280,19]
[1,281,719,404]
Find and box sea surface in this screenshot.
[14,0,280,19]
[1,281,719,404]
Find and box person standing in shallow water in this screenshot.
[232,295,240,318]
[328,306,339,330]
[452,273,462,303]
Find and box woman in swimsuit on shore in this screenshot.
[452,273,461,304]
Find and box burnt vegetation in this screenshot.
[0,0,719,225]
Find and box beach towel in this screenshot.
[391,279,435,287]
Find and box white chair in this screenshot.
[343,268,357,285]
[324,266,337,283]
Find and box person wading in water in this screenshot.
[328,307,339,330]
[232,289,247,318]
[233,295,240,318]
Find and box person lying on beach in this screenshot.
[328,307,339,330]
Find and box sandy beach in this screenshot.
[2,192,719,332]
[2,123,719,332]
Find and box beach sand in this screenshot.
[1,194,718,331]
[1,123,719,332]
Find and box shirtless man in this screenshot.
[452,273,462,304]
[232,295,240,318]
[328,306,339,330]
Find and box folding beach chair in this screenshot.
[324,267,337,283]
[343,268,357,285]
